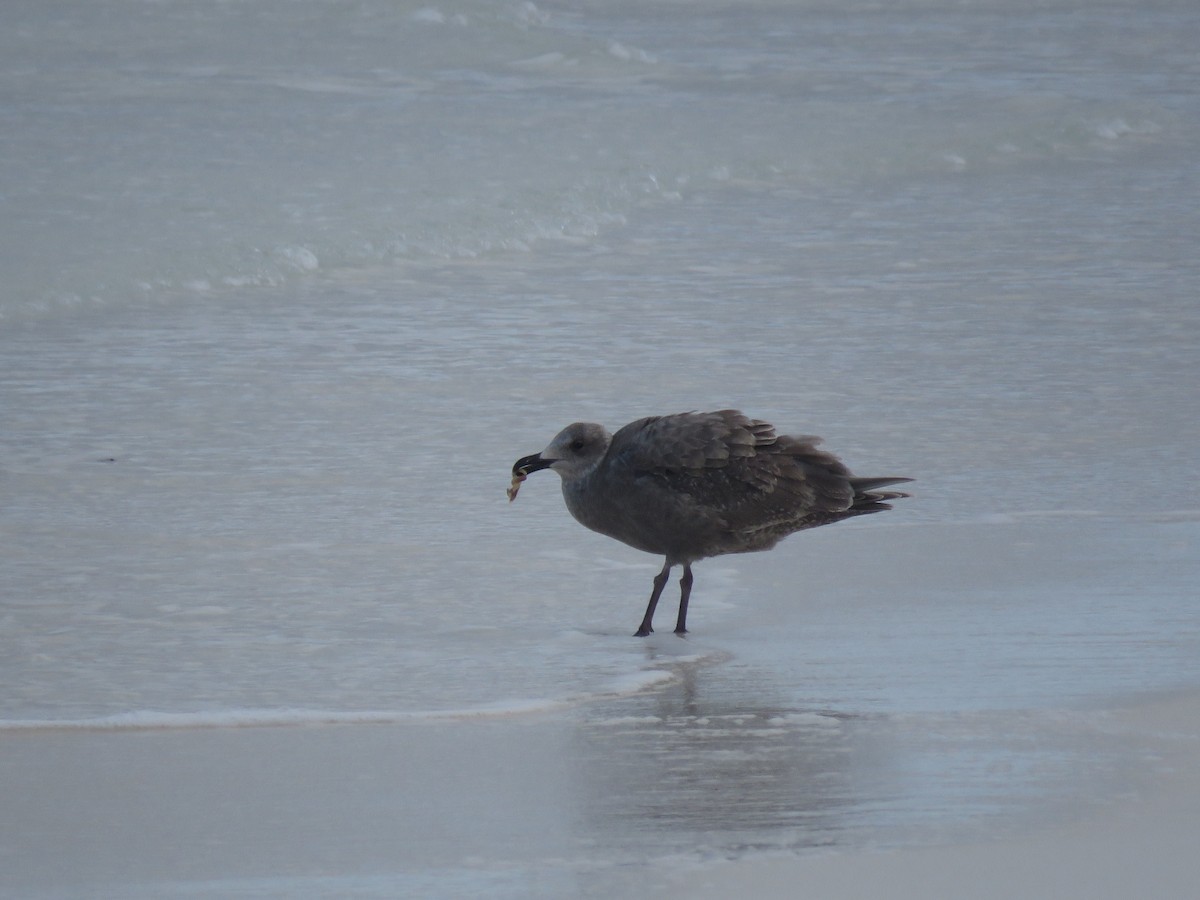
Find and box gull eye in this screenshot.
[569,439,586,452]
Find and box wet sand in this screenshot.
[3,686,1197,898]
[660,691,1200,900]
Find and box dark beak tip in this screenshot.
[512,453,538,477]
[512,453,553,477]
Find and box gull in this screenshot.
[509,409,910,636]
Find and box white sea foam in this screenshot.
[0,667,693,733]
[0,706,538,733]
[6,0,1190,320]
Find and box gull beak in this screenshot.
[512,453,555,477]
[508,452,557,501]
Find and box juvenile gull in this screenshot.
[509,409,910,636]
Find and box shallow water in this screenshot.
[2,0,1199,896]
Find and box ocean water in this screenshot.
[2,0,1199,896]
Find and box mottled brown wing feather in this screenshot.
[607,411,857,532]
[608,410,776,473]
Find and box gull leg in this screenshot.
[674,564,693,635]
[635,561,673,637]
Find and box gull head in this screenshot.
[512,422,612,485]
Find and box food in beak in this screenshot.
[507,471,526,502]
